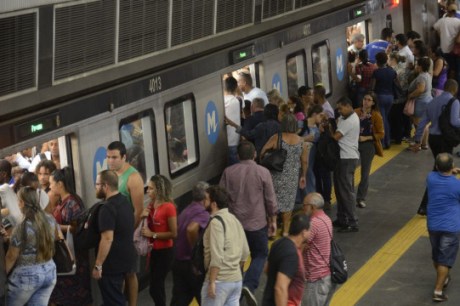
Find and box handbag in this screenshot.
[403,98,415,116]
[54,227,76,275]
[260,132,287,172]
[312,218,348,284]
[133,219,152,256]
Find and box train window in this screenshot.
[119,110,157,183]
[164,96,198,176]
[4,136,69,182]
[311,41,332,95]
[346,21,367,50]
[286,51,307,97]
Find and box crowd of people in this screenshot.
[1,1,460,305]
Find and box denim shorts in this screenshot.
[429,231,460,267]
[7,260,56,306]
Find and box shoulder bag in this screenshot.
[133,218,152,256]
[312,218,348,284]
[54,225,76,276]
[403,98,415,116]
[260,132,287,172]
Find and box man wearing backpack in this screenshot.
[302,192,335,306]
[201,185,249,306]
[411,80,460,215]
[171,182,210,306]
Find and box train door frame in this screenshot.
[310,40,333,97]
[286,50,307,98]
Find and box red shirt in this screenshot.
[147,202,177,249]
[303,210,332,281]
[356,63,376,91]
[288,248,305,306]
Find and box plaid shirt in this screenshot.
[356,63,376,91]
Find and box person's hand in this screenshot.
[268,221,277,238]
[92,268,102,280]
[224,116,238,128]
[207,281,216,299]
[359,136,367,142]
[141,227,153,238]
[452,167,460,175]
[299,177,306,189]
[141,207,150,218]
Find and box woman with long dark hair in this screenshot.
[141,174,177,306]
[5,186,58,305]
[354,93,385,208]
[49,167,92,306]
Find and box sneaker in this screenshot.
[356,200,366,208]
[433,292,448,302]
[443,275,451,289]
[337,225,359,233]
[242,286,258,306]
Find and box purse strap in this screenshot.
[277,131,282,151]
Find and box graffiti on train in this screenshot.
[205,100,219,144]
[93,146,107,183]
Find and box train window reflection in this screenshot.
[165,97,198,175]
[119,111,157,183]
[311,40,332,96]
[286,51,307,97]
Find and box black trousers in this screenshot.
[170,260,204,306]
[418,134,454,212]
[149,247,174,306]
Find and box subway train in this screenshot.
[0,0,439,208]
[0,0,441,300]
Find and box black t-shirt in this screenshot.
[98,193,136,274]
[262,237,299,306]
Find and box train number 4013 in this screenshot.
[148,76,162,94]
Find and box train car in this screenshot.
[0,0,440,300]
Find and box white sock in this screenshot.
[434,290,443,295]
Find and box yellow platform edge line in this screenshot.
[331,215,428,306]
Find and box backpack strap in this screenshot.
[39,153,47,161]
[210,215,226,250]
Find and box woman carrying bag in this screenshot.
[5,186,59,306]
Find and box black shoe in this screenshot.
[417,207,427,216]
[332,220,346,228]
[338,225,359,233]
[433,292,448,302]
[242,286,258,306]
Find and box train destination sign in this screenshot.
[15,112,60,140]
[230,44,256,64]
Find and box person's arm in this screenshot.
[207,266,220,298]
[186,222,200,247]
[5,246,20,274]
[450,100,460,128]
[142,205,177,240]
[299,142,308,189]
[432,58,443,78]
[274,272,292,306]
[92,230,113,280]
[263,171,278,237]
[408,80,426,99]
[260,134,278,158]
[333,131,343,141]
[127,172,145,228]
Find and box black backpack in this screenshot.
[313,218,348,284]
[191,215,225,277]
[316,132,340,171]
[74,201,105,250]
[439,97,460,147]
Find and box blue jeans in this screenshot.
[7,260,56,306]
[377,94,393,148]
[243,227,268,292]
[201,280,242,306]
[98,272,126,306]
[429,231,460,268]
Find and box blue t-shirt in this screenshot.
[427,171,460,232]
[372,67,396,95]
[365,40,390,64]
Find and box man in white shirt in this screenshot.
[332,98,360,233]
[224,76,241,165]
[395,33,414,69]
[434,3,460,85]
[28,139,61,172]
[238,72,269,106]
[0,160,21,227]
[348,33,365,54]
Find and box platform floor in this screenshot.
[138,144,460,305]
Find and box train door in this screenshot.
[286,51,307,97]
[346,21,368,48]
[311,40,333,96]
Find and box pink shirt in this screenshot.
[303,210,332,281]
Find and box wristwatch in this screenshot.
[94,265,102,271]
[152,232,158,239]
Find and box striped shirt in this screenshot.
[303,210,332,281]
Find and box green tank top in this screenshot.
[118,166,138,206]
